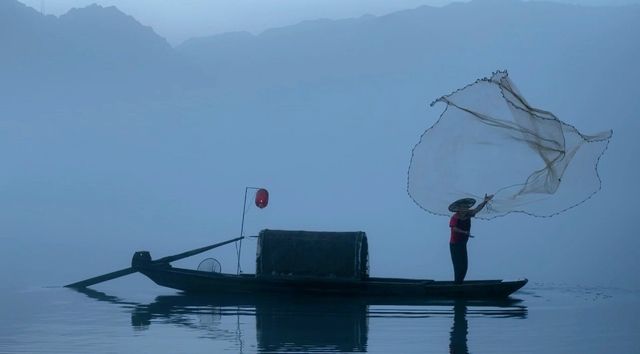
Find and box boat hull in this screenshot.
[138,265,527,299]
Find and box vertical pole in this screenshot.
[237,187,249,274]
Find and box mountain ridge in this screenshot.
[0,0,203,104]
[2,0,639,108]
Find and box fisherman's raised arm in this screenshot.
[470,194,493,216]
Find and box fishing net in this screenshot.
[197,258,222,273]
[408,71,612,219]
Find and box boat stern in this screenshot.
[131,251,152,268]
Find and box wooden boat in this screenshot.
[134,258,527,299]
[67,229,528,299]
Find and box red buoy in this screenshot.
[255,188,269,208]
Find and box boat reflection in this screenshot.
[74,288,526,353]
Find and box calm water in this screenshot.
[1,278,638,354]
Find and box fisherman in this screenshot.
[448,194,493,283]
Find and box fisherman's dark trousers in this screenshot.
[450,243,468,284]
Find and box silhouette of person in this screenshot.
[448,194,493,283]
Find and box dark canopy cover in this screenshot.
[256,229,369,280]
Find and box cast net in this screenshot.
[408,71,612,219]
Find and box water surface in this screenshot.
[1,280,638,353]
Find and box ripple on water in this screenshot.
[0,284,638,353]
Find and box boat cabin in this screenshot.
[256,229,369,280]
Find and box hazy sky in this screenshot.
[17,0,640,44]
[4,0,640,294]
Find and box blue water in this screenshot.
[1,278,638,353]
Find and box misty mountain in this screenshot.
[178,0,640,111]
[0,0,202,105]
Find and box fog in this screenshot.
[16,0,640,43]
[1,0,639,292]
[16,0,454,44]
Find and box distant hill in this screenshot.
[3,0,638,111]
[0,0,203,106]
[177,0,640,101]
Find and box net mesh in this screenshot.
[408,71,612,219]
[197,258,222,273]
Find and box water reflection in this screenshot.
[450,302,469,354]
[74,288,526,353]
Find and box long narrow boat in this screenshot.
[135,262,527,299]
[67,229,528,299]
